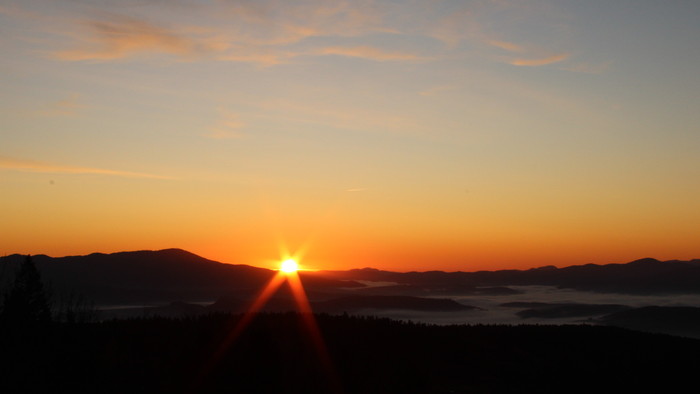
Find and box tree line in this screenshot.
[0,255,96,327]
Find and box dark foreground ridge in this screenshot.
[2,313,699,394]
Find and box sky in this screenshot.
[1,0,699,272]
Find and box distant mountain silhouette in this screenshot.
[0,249,361,305]
[3,250,700,310]
[320,257,700,294]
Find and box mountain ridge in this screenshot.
[5,248,698,273]
[0,249,360,304]
[2,249,700,305]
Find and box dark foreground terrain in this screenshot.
[2,313,699,394]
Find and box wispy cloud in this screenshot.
[217,0,386,43]
[0,157,174,180]
[0,4,40,19]
[427,7,477,47]
[218,47,301,66]
[207,109,246,139]
[488,40,526,53]
[419,85,456,97]
[52,16,217,61]
[48,1,391,65]
[40,0,580,70]
[257,99,423,135]
[35,93,85,117]
[510,53,570,66]
[561,61,610,74]
[316,46,424,62]
[426,1,577,69]
[487,38,570,67]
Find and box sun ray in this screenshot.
[287,271,342,393]
[193,271,287,389]
[227,271,287,338]
[195,256,341,393]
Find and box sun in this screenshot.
[280,258,299,273]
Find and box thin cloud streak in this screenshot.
[419,85,456,97]
[561,62,611,74]
[487,38,570,67]
[316,46,425,62]
[510,53,570,66]
[35,93,85,117]
[0,157,175,180]
[488,39,525,53]
[256,99,424,135]
[217,48,300,66]
[0,4,42,19]
[207,109,246,139]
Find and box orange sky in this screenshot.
[2,1,699,272]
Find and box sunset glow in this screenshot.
[2,1,699,271]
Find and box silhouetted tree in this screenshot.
[0,255,51,326]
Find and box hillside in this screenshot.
[0,249,359,304]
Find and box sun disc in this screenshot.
[280,259,298,273]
